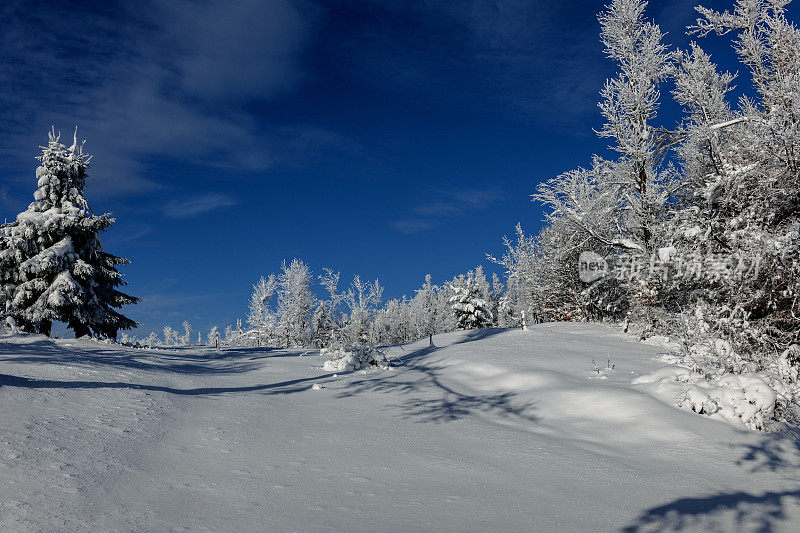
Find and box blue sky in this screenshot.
[0,0,776,336]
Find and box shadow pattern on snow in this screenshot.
[338,344,537,424]
[623,436,800,532]
[0,338,299,375]
[621,489,800,533]
[449,327,509,346]
[0,371,337,396]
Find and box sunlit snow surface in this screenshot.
[2,323,800,531]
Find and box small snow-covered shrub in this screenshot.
[634,365,787,431]
[322,347,388,372]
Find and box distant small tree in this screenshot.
[247,274,277,346]
[182,321,192,346]
[207,326,220,348]
[163,326,175,346]
[315,268,343,347]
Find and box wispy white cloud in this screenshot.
[413,189,506,217]
[0,0,326,198]
[390,220,436,235]
[392,188,506,234]
[165,193,239,219]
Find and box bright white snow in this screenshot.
[2,323,800,531]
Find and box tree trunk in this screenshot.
[69,320,91,339]
[38,319,52,337]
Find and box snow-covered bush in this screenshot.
[634,366,787,431]
[321,346,389,372]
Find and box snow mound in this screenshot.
[321,346,389,372]
[633,368,779,430]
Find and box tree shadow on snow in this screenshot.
[0,371,338,396]
[338,344,537,424]
[621,489,800,533]
[622,436,800,532]
[450,327,509,346]
[734,432,800,473]
[0,339,299,376]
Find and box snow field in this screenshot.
[1,323,799,531]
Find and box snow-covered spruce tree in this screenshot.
[449,280,493,330]
[490,273,504,325]
[275,258,316,348]
[372,298,401,345]
[0,129,138,338]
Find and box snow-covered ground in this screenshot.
[2,323,799,531]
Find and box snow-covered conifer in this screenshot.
[0,129,138,338]
[449,281,493,330]
[314,268,343,347]
[163,326,175,346]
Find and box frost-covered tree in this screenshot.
[163,326,176,346]
[411,274,439,346]
[373,297,404,345]
[449,281,493,330]
[247,274,277,346]
[663,0,800,362]
[313,268,344,347]
[535,0,675,255]
[342,275,382,347]
[0,129,138,338]
[207,326,220,348]
[489,224,544,326]
[182,321,192,346]
[275,259,316,348]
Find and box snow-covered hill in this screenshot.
[2,323,799,531]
